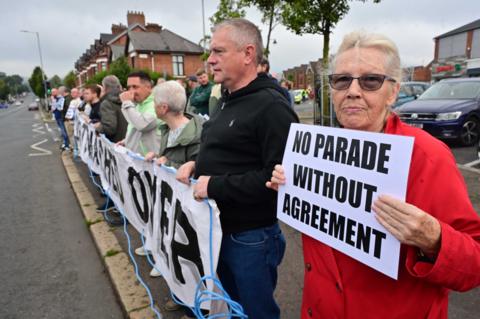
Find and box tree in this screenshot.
[85,70,108,86]
[282,0,381,125]
[63,71,76,89]
[49,74,62,88]
[210,0,246,25]
[28,66,47,98]
[0,79,9,100]
[243,0,284,57]
[109,57,131,88]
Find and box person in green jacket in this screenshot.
[145,80,204,169]
[188,69,213,116]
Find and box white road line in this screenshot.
[44,123,60,142]
[29,138,52,156]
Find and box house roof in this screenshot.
[435,18,480,39]
[100,33,114,43]
[107,23,147,45]
[128,28,203,54]
[110,45,124,61]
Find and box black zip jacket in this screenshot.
[195,73,299,234]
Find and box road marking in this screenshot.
[44,123,60,142]
[32,123,46,137]
[29,138,52,156]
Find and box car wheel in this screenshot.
[460,117,479,146]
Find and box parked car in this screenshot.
[14,101,22,106]
[393,82,430,108]
[293,90,303,104]
[397,78,480,146]
[28,102,39,111]
[0,102,8,109]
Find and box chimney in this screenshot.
[111,23,127,35]
[127,11,146,27]
[146,23,162,33]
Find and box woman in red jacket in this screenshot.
[267,31,480,318]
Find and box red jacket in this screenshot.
[301,114,480,319]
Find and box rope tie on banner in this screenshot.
[77,119,247,318]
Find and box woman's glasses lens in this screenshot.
[328,74,388,91]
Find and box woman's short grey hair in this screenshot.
[332,31,402,83]
[102,75,122,92]
[153,80,186,114]
[212,18,263,65]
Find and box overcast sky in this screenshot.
[1,0,479,80]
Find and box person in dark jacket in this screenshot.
[176,18,298,319]
[188,69,213,116]
[94,75,127,143]
[83,84,102,124]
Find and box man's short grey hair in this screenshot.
[58,86,66,94]
[102,75,122,92]
[212,18,263,65]
[153,81,186,114]
[332,31,402,83]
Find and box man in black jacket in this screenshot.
[177,18,298,319]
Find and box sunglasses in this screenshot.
[328,74,396,91]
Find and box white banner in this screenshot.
[277,123,414,279]
[74,115,222,309]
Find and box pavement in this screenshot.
[0,96,123,319]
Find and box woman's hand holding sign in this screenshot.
[266,164,286,191]
[372,195,441,256]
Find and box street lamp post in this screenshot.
[21,30,49,110]
[201,0,208,70]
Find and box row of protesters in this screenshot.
[266,31,480,318]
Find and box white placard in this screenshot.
[278,123,414,279]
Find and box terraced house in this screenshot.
[74,11,204,86]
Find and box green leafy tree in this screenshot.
[28,66,47,98]
[244,0,284,57]
[108,57,131,88]
[85,70,108,86]
[63,71,76,89]
[0,79,10,100]
[282,0,381,125]
[49,74,62,88]
[210,0,246,25]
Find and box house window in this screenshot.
[438,32,467,59]
[172,55,184,76]
[101,62,107,71]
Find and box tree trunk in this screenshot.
[321,27,331,126]
[265,3,275,57]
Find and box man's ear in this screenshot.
[244,44,256,65]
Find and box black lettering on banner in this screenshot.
[313,133,325,157]
[127,167,150,223]
[171,199,205,285]
[372,229,386,258]
[346,139,360,167]
[361,141,377,171]
[334,137,349,164]
[323,135,334,161]
[159,180,172,267]
[103,148,125,203]
[328,212,345,241]
[292,130,311,155]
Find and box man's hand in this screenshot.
[193,176,210,201]
[115,139,125,147]
[92,122,101,129]
[176,161,196,185]
[120,91,134,103]
[266,164,286,192]
[372,194,442,255]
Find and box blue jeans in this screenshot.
[217,222,286,319]
[55,117,70,147]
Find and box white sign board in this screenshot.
[277,123,414,279]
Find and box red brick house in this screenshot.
[75,11,204,86]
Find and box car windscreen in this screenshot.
[419,81,480,99]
